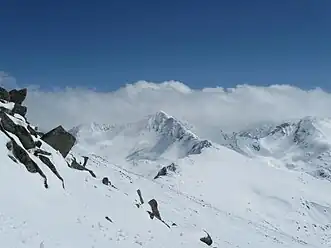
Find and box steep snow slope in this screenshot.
[219,117,331,180]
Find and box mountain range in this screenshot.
[1,87,331,247]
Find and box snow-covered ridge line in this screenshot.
[145,111,212,155]
[219,116,331,180]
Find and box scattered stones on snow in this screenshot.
[41,125,76,158]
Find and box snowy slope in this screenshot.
[219,116,331,180]
[1,90,331,247]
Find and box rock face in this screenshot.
[0,87,10,101]
[154,163,177,179]
[0,87,79,189]
[12,103,27,117]
[41,126,76,158]
[9,88,27,104]
[0,112,35,150]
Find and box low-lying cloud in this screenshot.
[2,72,331,138]
[18,79,330,138]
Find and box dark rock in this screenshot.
[0,87,10,101]
[14,125,35,149]
[9,88,27,104]
[148,199,161,220]
[28,125,39,138]
[35,140,42,148]
[38,155,65,188]
[154,163,177,179]
[172,223,177,226]
[8,140,48,188]
[200,231,213,246]
[137,189,144,204]
[12,104,27,117]
[189,140,212,155]
[41,126,76,157]
[102,177,110,185]
[0,106,11,114]
[82,156,89,167]
[154,167,167,179]
[0,112,35,149]
[68,157,96,178]
[34,148,51,156]
[0,111,16,133]
[105,216,113,223]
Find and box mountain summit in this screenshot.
[70,110,212,163]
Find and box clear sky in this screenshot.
[0,0,330,91]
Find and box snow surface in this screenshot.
[1,106,331,247]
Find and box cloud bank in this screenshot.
[16,79,330,141]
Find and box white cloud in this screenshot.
[20,80,331,141]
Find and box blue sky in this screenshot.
[0,0,330,91]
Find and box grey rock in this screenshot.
[9,88,27,104]
[0,112,35,149]
[41,126,76,157]
[200,231,213,246]
[137,189,144,204]
[8,140,48,188]
[0,87,9,101]
[12,103,27,117]
[27,125,39,138]
[14,125,35,149]
[102,177,110,185]
[154,163,177,179]
[148,199,161,220]
[38,155,65,188]
[68,156,96,178]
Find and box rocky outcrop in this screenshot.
[0,112,35,150]
[9,88,27,104]
[67,156,96,178]
[200,231,213,246]
[6,139,48,188]
[41,126,76,158]
[154,162,177,179]
[0,87,77,189]
[0,87,10,101]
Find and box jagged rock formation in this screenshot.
[0,87,77,188]
[154,162,177,179]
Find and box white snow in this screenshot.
[1,104,331,247]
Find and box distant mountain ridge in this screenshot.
[70,111,212,162]
[219,116,331,180]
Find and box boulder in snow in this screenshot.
[41,125,76,157]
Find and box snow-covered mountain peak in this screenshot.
[70,111,212,164]
[219,116,331,180]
